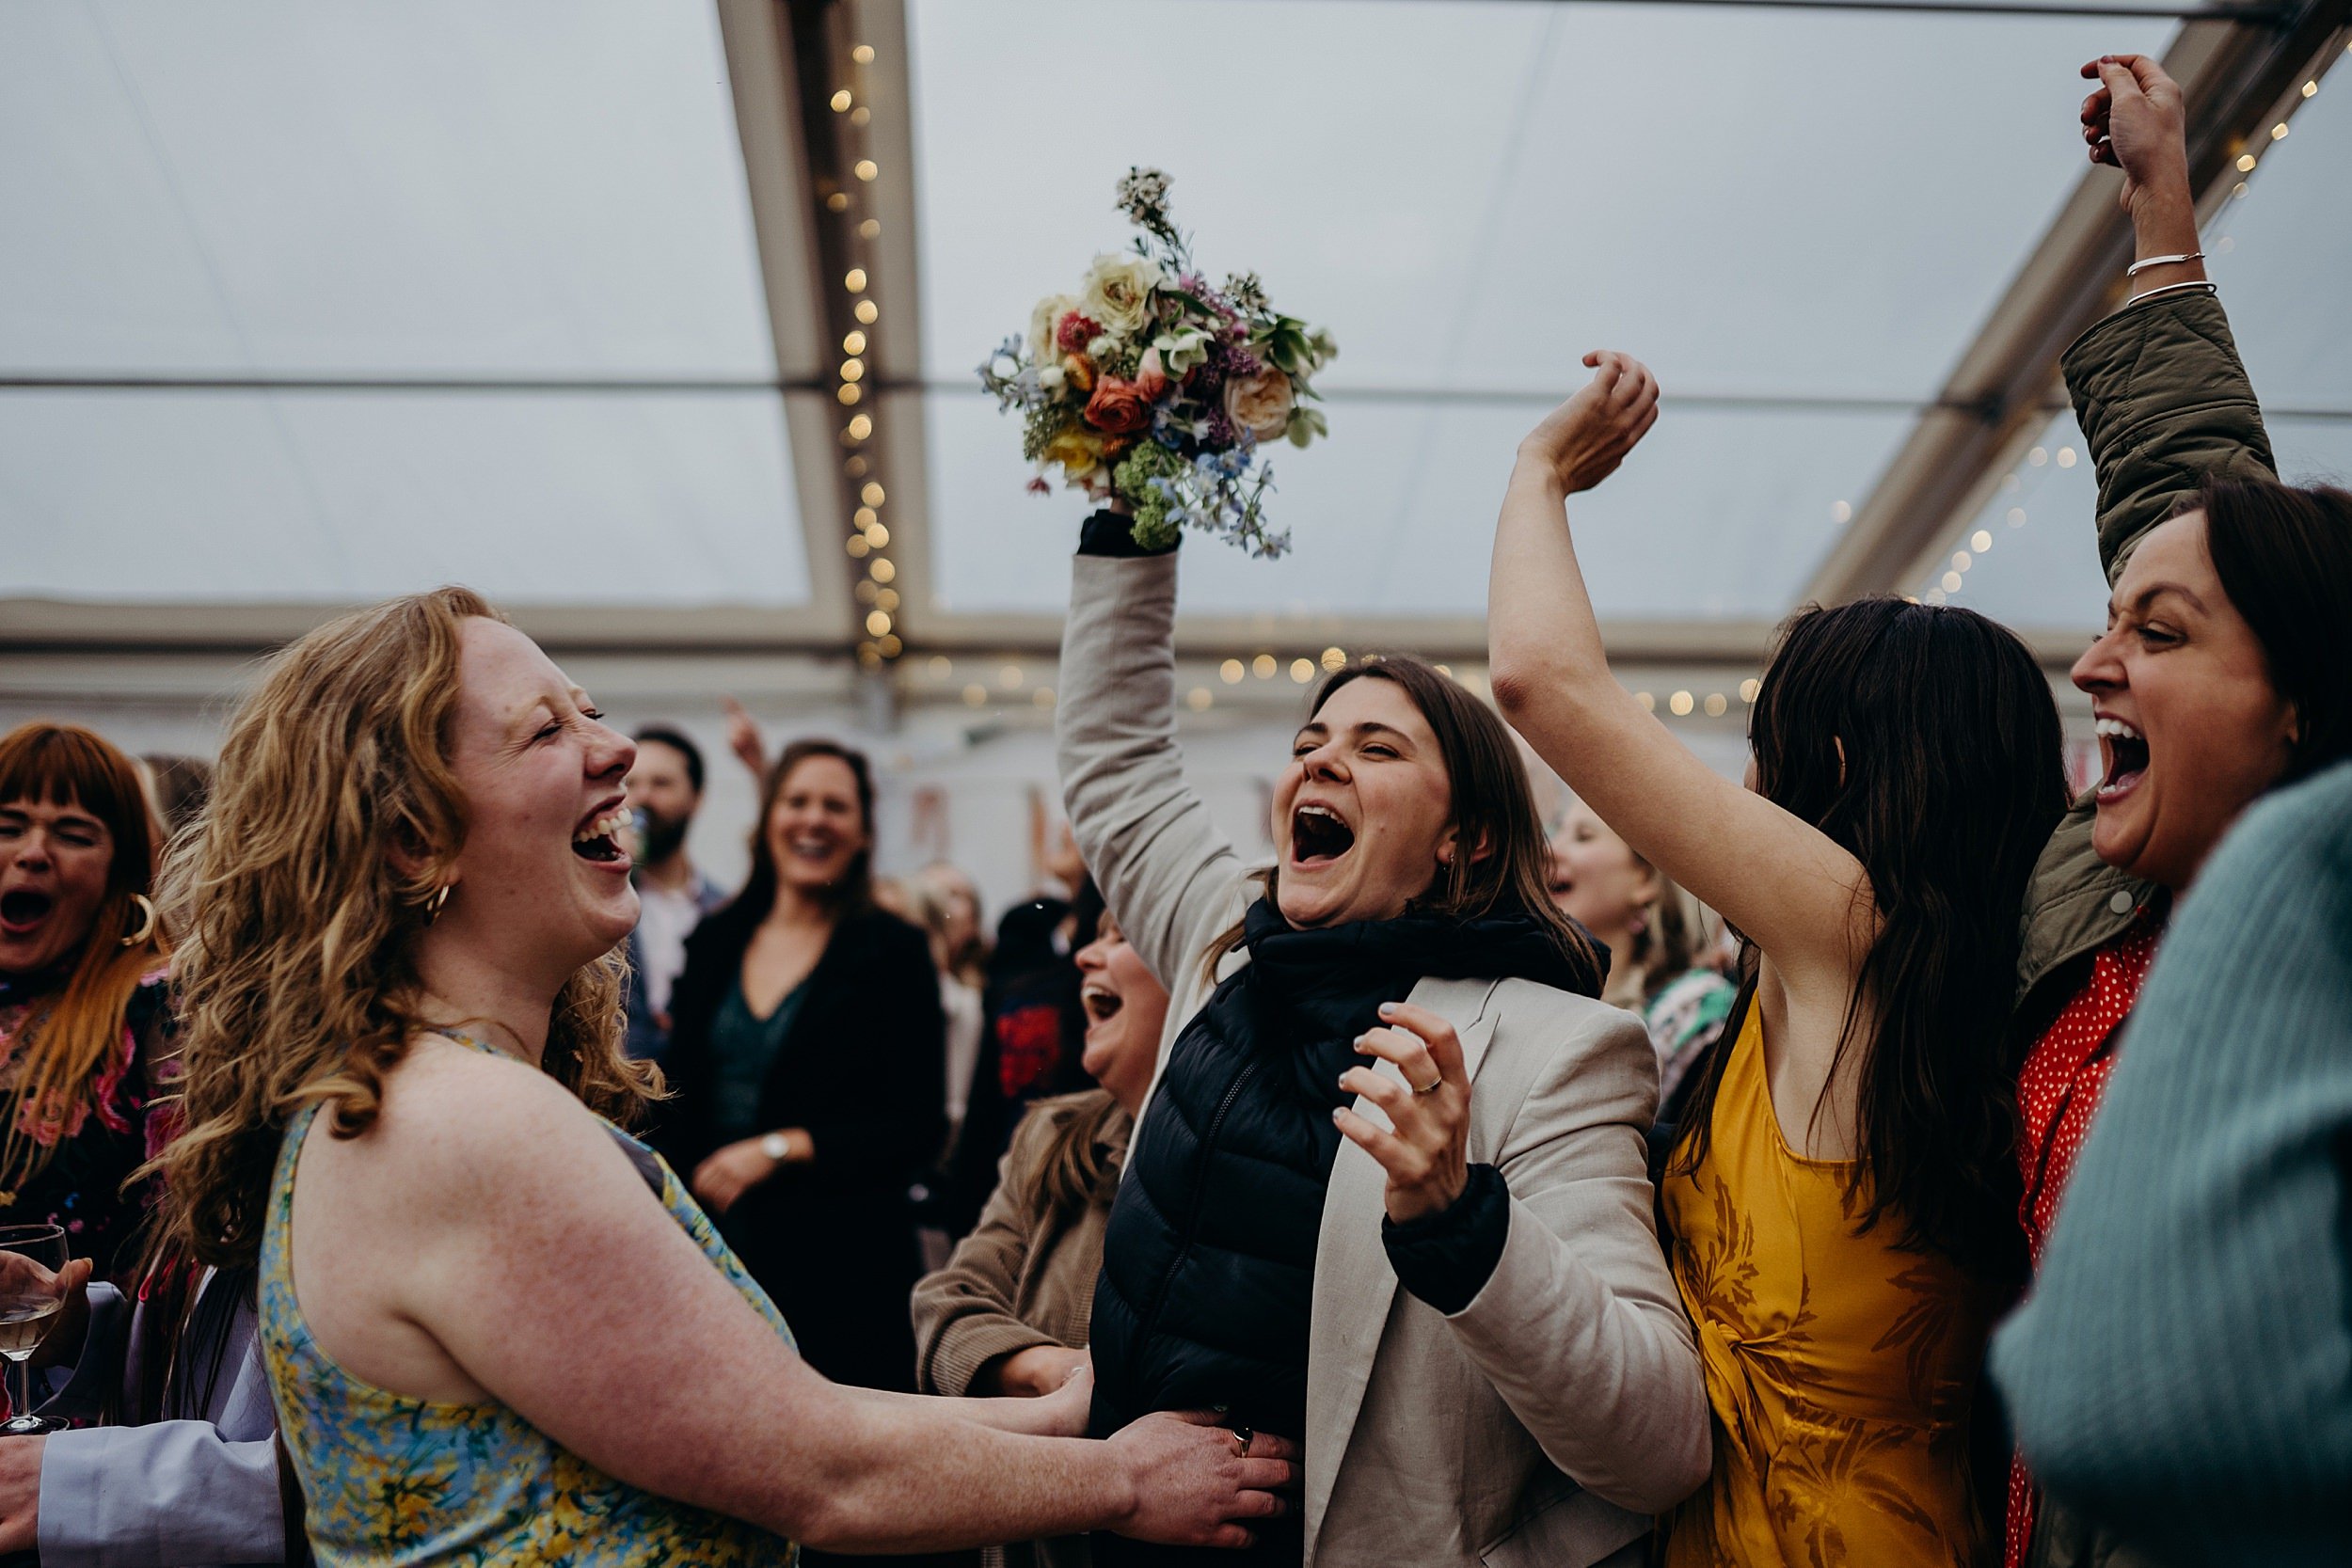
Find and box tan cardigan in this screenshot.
[912,1093,1131,1568]
[912,1091,1130,1397]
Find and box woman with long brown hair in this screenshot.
[1057,510,1707,1568]
[656,737,947,1409]
[148,585,1295,1564]
[0,723,172,1279]
[1488,353,2068,1567]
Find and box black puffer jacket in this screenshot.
[1087,898,1602,1451]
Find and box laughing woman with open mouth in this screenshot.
[656,736,947,1418]
[0,723,173,1281]
[1056,510,1708,1568]
[1987,55,2352,1568]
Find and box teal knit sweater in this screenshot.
[1991,760,2352,1564]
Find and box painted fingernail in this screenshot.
[1378,1003,1396,1016]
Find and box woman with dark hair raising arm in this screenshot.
[1985,55,2352,1568]
[1488,363,2068,1566]
[1057,508,1706,1568]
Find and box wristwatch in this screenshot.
[760,1131,791,1164]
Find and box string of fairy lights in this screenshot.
[817,31,1870,727]
[930,647,1756,724]
[1924,49,2339,610]
[821,39,899,672]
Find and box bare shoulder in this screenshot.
[290,1036,682,1406]
[357,1037,640,1214]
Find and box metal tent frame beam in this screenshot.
[1804,0,2352,608]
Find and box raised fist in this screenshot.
[1517,352,1661,497]
[2081,55,2189,217]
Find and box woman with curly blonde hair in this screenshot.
[151,586,1293,1567]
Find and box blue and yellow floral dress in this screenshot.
[260,1096,800,1566]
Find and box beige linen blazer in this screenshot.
[1055,551,1708,1568]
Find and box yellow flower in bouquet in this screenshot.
[1043,427,1111,486]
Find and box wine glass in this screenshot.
[0,1224,71,1435]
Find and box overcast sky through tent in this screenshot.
[2,0,2345,642]
[0,0,807,610]
[909,0,2175,625]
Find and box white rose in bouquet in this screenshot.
[1078,253,1163,338]
[1027,293,1079,361]
[1152,326,1214,375]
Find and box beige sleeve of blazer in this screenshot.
[1054,549,1250,1002]
[910,1115,1060,1398]
[1449,990,1711,1516]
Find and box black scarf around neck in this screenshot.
[1236,895,1603,1016]
[1221,895,1605,1117]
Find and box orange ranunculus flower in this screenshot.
[1085,376,1152,437]
[1061,354,1097,395]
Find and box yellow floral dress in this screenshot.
[1660,1008,1993,1567]
[260,1100,799,1566]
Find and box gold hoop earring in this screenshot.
[119,894,157,949]
[423,883,453,927]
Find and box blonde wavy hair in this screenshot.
[152,586,657,1269]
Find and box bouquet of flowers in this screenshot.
[977,167,1335,558]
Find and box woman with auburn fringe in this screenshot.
[0,723,173,1280]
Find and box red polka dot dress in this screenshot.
[2004,915,2166,1568]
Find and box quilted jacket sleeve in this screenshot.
[2062,288,2275,583]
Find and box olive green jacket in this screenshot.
[2016,289,2275,1568]
[2014,287,2275,1015]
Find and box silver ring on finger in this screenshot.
[1412,1076,1442,1095]
[1231,1426,1252,1457]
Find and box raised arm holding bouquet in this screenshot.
[981,169,1335,559]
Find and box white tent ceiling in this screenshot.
[0,1,812,612]
[1952,57,2352,625]
[3,0,2346,708]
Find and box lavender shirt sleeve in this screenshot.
[38,1289,285,1567]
